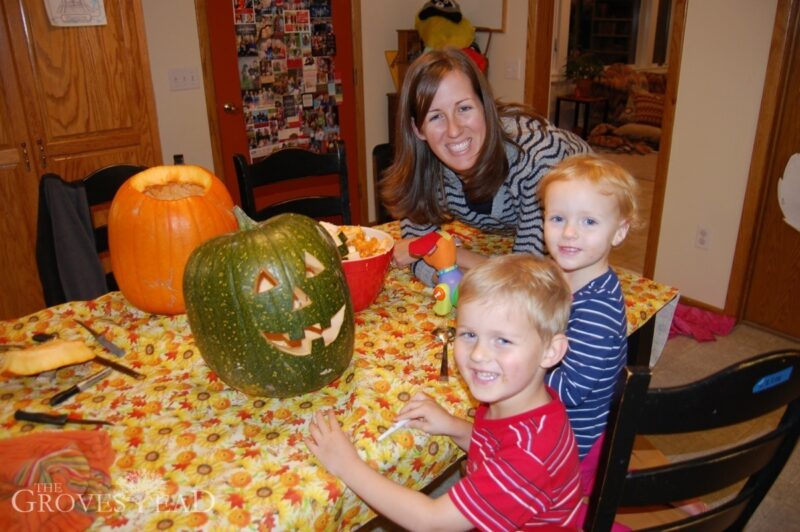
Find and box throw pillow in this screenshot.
[632,90,665,127]
[617,93,637,124]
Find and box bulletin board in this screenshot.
[459,0,506,32]
[233,0,343,159]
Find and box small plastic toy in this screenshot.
[409,230,463,315]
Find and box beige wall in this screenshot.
[360,0,529,221]
[141,0,214,170]
[654,0,777,308]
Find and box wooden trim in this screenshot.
[523,0,554,113]
[675,295,725,315]
[725,0,796,316]
[642,0,687,279]
[351,0,368,224]
[194,0,224,179]
[132,0,163,165]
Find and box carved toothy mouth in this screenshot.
[261,304,346,356]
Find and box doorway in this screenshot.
[532,0,680,276]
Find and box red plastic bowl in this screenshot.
[340,226,394,313]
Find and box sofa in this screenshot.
[587,64,667,153]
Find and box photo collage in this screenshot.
[234,0,343,159]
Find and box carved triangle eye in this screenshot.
[256,270,279,293]
[292,287,311,311]
[304,251,325,277]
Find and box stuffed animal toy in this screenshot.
[414,0,488,73]
[409,230,463,316]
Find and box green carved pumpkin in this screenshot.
[183,208,355,397]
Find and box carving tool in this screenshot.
[14,409,113,426]
[49,368,112,406]
[377,418,410,442]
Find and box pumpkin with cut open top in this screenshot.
[108,165,237,315]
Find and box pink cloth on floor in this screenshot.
[668,303,736,342]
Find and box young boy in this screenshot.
[539,154,639,463]
[306,255,583,531]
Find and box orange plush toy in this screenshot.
[409,230,463,316]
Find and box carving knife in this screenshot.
[75,319,125,357]
[92,355,145,380]
[49,367,112,406]
[14,409,112,426]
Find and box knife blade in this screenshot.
[75,320,125,357]
[93,355,145,380]
[49,367,112,406]
[14,409,113,426]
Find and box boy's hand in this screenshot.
[398,392,460,436]
[306,410,360,477]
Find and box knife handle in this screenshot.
[14,410,68,425]
[49,385,81,406]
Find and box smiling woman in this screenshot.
[379,47,591,287]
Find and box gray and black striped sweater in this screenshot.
[401,114,591,285]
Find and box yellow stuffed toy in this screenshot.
[414,0,487,73]
[415,0,475,50]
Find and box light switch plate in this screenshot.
[168,68,201,91]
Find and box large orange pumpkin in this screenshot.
[108,165,237,315]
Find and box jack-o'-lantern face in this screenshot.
[184,211,355,398]
[255,251,346,356]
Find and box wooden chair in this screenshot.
[233,145,351,224]
[584,348,800,531]
[83,164,147,290]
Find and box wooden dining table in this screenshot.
[0,220,678,531]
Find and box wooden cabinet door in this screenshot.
[4,0,161,179]
[0,7,42,320]
[0,0,162,320]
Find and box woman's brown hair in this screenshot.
[379,48,543,225]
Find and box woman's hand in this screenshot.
[391,237,419,267]
[305,410,361,478]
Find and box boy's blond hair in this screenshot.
[539,154,640,229]
[458,254,571,344]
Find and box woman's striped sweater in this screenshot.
[401,114,591,285]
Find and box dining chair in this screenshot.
[83,164,147,291]
[583,348,800,531]
[371,143,394,224]
[233,144,351,224]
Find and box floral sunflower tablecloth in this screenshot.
[0,221,678,531]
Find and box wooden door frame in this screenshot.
[194,0,369,223]
[523,0,681,283]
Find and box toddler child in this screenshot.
[306,254,583,530]
[539,154,639,464]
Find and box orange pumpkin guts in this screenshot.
[108,165,237,315]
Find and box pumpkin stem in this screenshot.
[233,206,259,230]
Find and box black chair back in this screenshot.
[83,164,147,290]
[233,145,350,224]
[585,348,800,531]
[372,143,394,224]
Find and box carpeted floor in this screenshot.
[597,150,658,181]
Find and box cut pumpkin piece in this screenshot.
[0,340,95,375]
